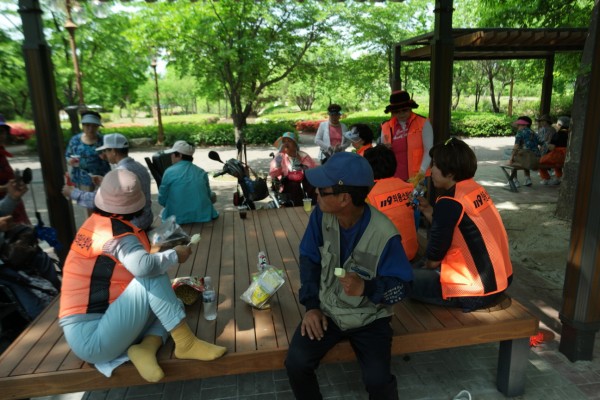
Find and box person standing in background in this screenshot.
[64,111,111,193]
[62,133,154,230]
[314,104,350,164]
[380,90,433,187]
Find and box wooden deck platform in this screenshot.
[0,208,538,399]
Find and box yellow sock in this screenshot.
[127,335,164,383]
[171,322,227,361]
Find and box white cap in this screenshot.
[96,133,129,151]
[164,140,195,156]
[343,127,360,143]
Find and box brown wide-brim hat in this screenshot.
[384,90,418,113]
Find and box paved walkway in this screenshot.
[6,137,599,400]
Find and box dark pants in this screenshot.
[285,316,398,400]
[410,267,505,312]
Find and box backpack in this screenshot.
[1,224,39,270]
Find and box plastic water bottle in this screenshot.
[203,276,217,321]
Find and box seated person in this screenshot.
[507,116,545,187]
[535,114,556,147]
[344,123,374,156]
[158,141,218,224]
[0,179,60,320]
[412,138,513,312]
[62,133,154,230]
[0,115,30,224]
[269,132,317,206]
[59,169,226,382]
[364,145,419,261]
[285,152,413,399]
[539,117,569,185]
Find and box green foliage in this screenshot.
[99,120,294,147]
[450,112,514,137]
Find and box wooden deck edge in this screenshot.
[0,349,289,400]
[0,313,538,399]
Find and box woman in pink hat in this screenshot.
[507,116,545,187]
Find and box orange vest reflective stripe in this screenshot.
[437,179,512,299]
[367,178,418,260]
[59,215,151,318]
[381,113,429,178]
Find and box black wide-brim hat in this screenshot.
[384,90,418,113]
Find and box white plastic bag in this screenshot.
[240,266,285,309]
[148,215,189,246]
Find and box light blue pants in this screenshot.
[61,274,186,364]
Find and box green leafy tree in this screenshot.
[133,0,335,141]
[0,29,29,118]
[44,3,148,117]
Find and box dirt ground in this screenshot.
[499,203,571,292]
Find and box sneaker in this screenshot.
[540,179,549,185]
[548,178,560,185]
[513,179,521,188]
[524,177,532,186]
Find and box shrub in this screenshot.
[295,120,325,132]
[450,112,513,137]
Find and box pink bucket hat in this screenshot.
[95,169,145,214]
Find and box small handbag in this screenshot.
[512,149,540,170]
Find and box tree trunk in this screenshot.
[508,78,514,117]
[64,106,80,134]
[452,86,461,110]
[556,4,598,220]
[484,63,499,113]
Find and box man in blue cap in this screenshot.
[285,152,413,400]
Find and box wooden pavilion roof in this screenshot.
[397,28,589,61]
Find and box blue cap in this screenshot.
[306,152,374,188]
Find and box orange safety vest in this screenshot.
[367,178,418,261]
[59,214,151,318]
[437,179,512,299]
[381,113,429,178]
[356,143,373,157]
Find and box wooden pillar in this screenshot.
[429,0,454,145]
[559,2,600,362]
[18,0,76,261]
[392,44,402,91]
[540,54,555,117]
